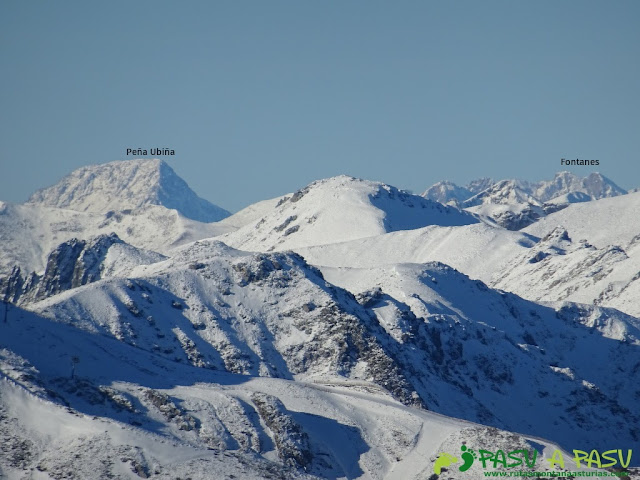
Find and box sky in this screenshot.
[1,1,639,212]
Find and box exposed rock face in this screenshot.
[1,233,122,304]
[37,238,93,300]
[487,205,543,230]
[251,392,312,470]
[1,267,24,304]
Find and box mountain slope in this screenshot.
[296,222,535,282]
[320,262,640,452]
[0,233,166,305]
[27,159,230,222]
[462,180,545,230]
[1,304,583,480]
[29,239,421,406]
[524,191,640,249]
[14,238,640,456]
[0,202,231,276]
[221,176,479,252]
[491,227,640,318]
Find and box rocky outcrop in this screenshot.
[251,392,312,470]
[1,233,122,304]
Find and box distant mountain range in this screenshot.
[423,171,626,204]
[422,172,627,230]
[1,160,639,479]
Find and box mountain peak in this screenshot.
[27,159,230,222]
[422,180,472,205]
[464,179,543,208]
[535,171,626,202]
[221,175,478,252]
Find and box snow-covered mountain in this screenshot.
[492,227,640,318]
[424,172,626,206]
[0,233,165,305]
[296,222,535,282]
[487,192,640,318]
[466,177,495,195]
[534,171,627,202]
[27,159,230,222]
[0,201,231,276]
[5,238,640,466]
[221,175,479,252]
[422,172,627,230]
[1,304,582,480]
[524,190,640,249]
[2,162,639,478]
[421,181,472,205]
[462,180,546,230]
[323,262,640,447]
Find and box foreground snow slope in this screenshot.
[13,238,640,457]
[1,305,581,480]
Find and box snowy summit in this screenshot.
[27,159,230,222]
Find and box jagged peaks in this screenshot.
[463,180,543,208]
[422,171,626,206]
[539,171,583,195]
[221,175,478,252]
[459,180,545,230]
[420,172,627,230]
[27,159,230,222]
[535,171,626,202]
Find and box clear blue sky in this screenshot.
[1,1,639,212]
